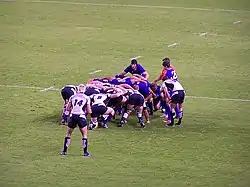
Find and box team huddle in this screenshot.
[59,57,185,156]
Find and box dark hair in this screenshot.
[131,59,138,65]
[162,57,170,67]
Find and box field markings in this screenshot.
[89,70,102,74]
[40,86,57,92]
[233,20,242,24]
[2,0,250,13]
[168,43,179,47]
[130,56,142,60]
[1,84,250,102]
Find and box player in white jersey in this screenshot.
[161,79,185,126]
[60,84,92,156]
[89,87,122,129]
[118,84,146,128]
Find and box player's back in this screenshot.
[163,80,184,91]
[165,68,178,81]
[92,93,110,106]
[70,93,90,116]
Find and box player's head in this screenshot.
[77,84,86,93]
[131,59,137,70]
[162,57,171,68]
[150,82,158,91]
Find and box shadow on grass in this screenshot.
[36,110,62,125]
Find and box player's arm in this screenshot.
[86,97,92,115]
[119,66,130,76]
[66,100,73,115]
[142,71,149,80]
[144,93,152,102]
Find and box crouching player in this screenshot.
[60,85,77,125]
[118,84,145,128]
[162,79,185,126]
[60,84,92,156]
[89,87,122,129]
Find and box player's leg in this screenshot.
[136,105,145,128]
[79,118,90,156]
[102,107,115,127]
[89,105,100,130]
[119,104,133,127]
[60,116,76,155]
[175,91,185,126]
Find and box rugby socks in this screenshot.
[63,137,71,152]
[82,138,88,153]
[103,114,113,124]
[137,112,143,122]
[176,109,183,125]
[121,112,129,121]
[147,101,153,115]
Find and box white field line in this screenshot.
[199,32,208,36]
[40,86,56,92]
[168,43,179,47]
[130,56,142,60]
[1,84,250,102]
[89,70,102,74]
[2,0,250,13]
[233,20,242,24]
[0,84,59,91]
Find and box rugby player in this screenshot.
[60,84,92,156]
[161,79,185,126]
[60,85,77,125]
[119,59,149,80]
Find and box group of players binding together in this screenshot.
[60,57,185,156]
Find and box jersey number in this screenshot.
[97,96,102,99]
[73,99,83,106]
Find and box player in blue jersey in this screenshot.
[118,59,149,80]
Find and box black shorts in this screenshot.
[108,95,123,107]
[61,87,75,102]
[68,114,88,129]
[91,104,107,118]
[127,94,144,106]
[153,97,161,107]
[171,90,185,104]
[84,87,100,96]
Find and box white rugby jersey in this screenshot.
[162,80,184,92]
[69,93,90,116]
[92,93,111,106]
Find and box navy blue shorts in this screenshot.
[91,104,107,118]
[127,94,144,106]
[68,114,88,129]
[171,90,185,104]
[84,87,100,96]
[61,87,75,102]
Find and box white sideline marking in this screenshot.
[0,84,60,91]
[3,0,250,13]
[40,86,56,92]
[186,96,250,102]
[168,43,179,47]
[130,56,142,60]
[199,32,208,36]
[75,26,101,30]
[1,84,250,102]
[89,70,102,74]
[233,20,242,24]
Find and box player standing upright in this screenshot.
[60,84,92,156]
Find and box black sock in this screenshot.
[63,137,71,152]
[82,138,88,153]
[147,102,153,115]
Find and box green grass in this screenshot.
[1,0,250,187]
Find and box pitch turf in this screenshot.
[0,0,250,187]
